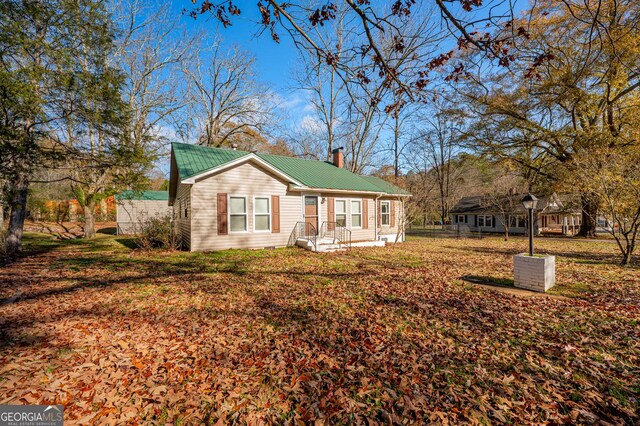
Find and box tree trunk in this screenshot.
[393,134,398,178]
[578,193,598,237]
[99,198,109,221]
[84,200,96,238]
[5,172,29,256]
[621,236,635,266]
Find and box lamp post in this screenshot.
[521,193,539,256]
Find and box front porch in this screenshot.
[289,221,389,252]
[539,213,581,236]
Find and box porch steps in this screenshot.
[295,238,386,252]
[295,238,342,252]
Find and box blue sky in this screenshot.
[158,0,530,173]
[171,1,301,92]
[167,0,530,119]
[166,0,322,140]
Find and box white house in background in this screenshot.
[168,143,411,252]
[449,192,582,236]
[116,190,172,235]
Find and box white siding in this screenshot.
[189,162,300,251]
[180,161,407,251]
[173,184,192,249]
[116,200,172,235]
[376,197,404,242]
[321,195,376,242]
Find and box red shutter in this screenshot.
[362,199,368,229]
[390,200,396,227]
[377,200,381,228]
[327,197,335,231]
[217,193,228,235]
[271,195,280,233]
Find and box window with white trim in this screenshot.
[509,215,526,228]
[335,199,346,227]
[229,196,247,232]
[351,200,362,228]
[254,197,270,231]
[478,215,493,228]
[380,201,390,226]
[457,215,465,224]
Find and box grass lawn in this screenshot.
[0,233,638,424]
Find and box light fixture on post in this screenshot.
[514,192,554,292]
[521,193,538,256]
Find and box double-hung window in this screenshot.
[457,215,465,224]
[335,200,347,227]
[380,201,390,226]
[478,215,493,228]
[351,200,362,228]
[510,215,525,228]
[254,197,271,231]
[229,196,247,232]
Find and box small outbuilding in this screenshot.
[116,190,171,235]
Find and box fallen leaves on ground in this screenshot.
[0,233,638,424]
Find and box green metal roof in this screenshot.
[171,142,410,195]
[359,175,410,196]
[172,142,247,180]
[257,152,385,193]
[116,190,169,201]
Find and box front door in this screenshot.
[304,196,319,235]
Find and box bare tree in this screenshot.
[112,0,192,158]
[284,116,327,160]
[410,105,466,225]
[293,6,347,162]
[184,43,273,148]
[285,2,442,172]
[388,102,414,178]
[481,172,526,241]
[344,5,440,173]
[404,154,440,226]
[188,1,525,109]
[343,81,391,173]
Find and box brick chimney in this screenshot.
[332,147,344,168]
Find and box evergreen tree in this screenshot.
[0,0,142,252]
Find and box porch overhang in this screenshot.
[287,184,411,197]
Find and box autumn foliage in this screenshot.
[0,234,638,423]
